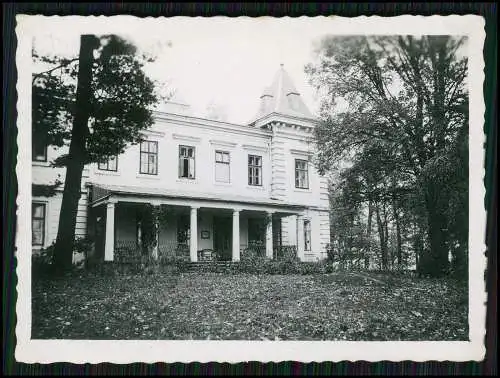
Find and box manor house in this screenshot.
[32,65,331,263]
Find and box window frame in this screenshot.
[248,154,263,187]
[98,155,118,172]
[178,145,196,179]
[214,150,231,183]
[139,140,158,175]
[32,202,46,246]
[295,158,309,189]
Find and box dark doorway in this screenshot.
[94,208,106,261]
[273,217,282,247]
[213,216,232,261]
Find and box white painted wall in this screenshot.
[32,192,87,251]
[87,115,274,201]
[32,112,331,258]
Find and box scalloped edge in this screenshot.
[14,14,487,364]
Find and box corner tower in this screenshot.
[249,63,316,129]
[250,64,319,202]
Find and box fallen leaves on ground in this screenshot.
[31,271,468,340]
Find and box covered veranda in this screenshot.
[87,184,308,263]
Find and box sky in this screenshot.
[30,16,471,125]
[31,17,341,125]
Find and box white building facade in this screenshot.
[32,65,331,263]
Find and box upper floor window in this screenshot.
[248,155,262,186]
[32,202,46,246]
[215,150,230,183]
[140,141,158,175]
[295,159,309,189]
[32,139,47,162]
[98,155,118,171]
[179,145,195,179]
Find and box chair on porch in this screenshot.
[197,249,217,262]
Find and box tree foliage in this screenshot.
[306,36,468,277]
[33,35,165,272]
[33,35,160,167]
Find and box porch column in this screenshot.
[265,211,274,259]
[232,209,240,262]
[104,201,116,261]
[190,206,198,262]
[297,214,305,261]
[151,204,160,260]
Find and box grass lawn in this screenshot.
[32,271,468,340]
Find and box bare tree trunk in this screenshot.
[383,203,390,269]
[425,187,449,276]
[375,203,388,270]
[392,199,403,267]
[366,201,373,269]
[52,35,98,273]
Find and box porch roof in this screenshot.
[88,183,307,211]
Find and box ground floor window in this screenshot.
[32,202,46,246]
[98,155,118,171]
[304,219,312,251]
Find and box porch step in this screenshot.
[183,261,238,272]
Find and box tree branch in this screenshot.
[32,58,79,83]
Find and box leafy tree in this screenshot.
[306,36,468,277]
[33,35,163,272]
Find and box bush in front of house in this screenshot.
[235,248,333,275]
[238,248,269,274]
[32,242,56,277]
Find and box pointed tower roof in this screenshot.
[251,64,314,124]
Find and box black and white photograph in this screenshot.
[15,15,486,363]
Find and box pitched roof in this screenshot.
[251,64,314,123]
[89,183,306,210]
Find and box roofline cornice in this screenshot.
[251,112,319,129]
[153,111,272,138]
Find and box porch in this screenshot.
[87,184,307,264]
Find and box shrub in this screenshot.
[73,236,94,269]
[158,254,188,274]
[32,243,56,277]
[236,247,332,275]
[239,248,269,274]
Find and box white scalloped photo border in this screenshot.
[15,14,487,363]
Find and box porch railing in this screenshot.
[240,244,298,260]
[241,244,266,258]
[158,242,190,262]
[273,245,298,260]
[115,241,299,263]
[114,240,190,263]
[114,240,143,264]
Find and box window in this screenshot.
[295,159,309,189]
[248,155,262,186]
[215,150,230,183]
[179,145,195,179]
[32,203,46,246]
[98,155,118,171]
[140,141,158,175]
[304,219,312,251]
[32,139,47,162]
